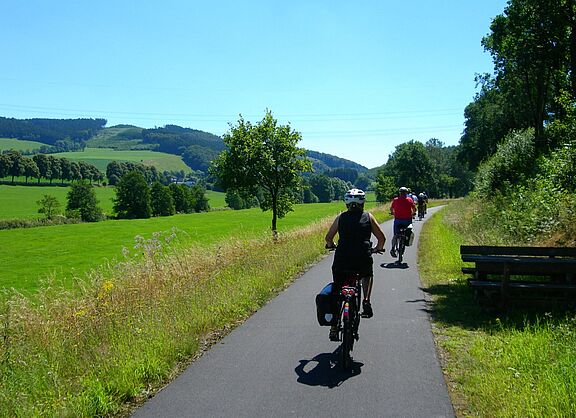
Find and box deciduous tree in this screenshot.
[113,171,151,219]
[66,183,103,222]
[210,110,312,231]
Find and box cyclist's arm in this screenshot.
[369,213,386,251]
[325,214,340,248]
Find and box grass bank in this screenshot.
[419,202,576,417]
[0,207,387,416]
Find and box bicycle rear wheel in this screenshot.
[341,303,353,370]
[398,237,405,263]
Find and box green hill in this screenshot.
[57,147,192,173]
[0,137,47,153]
[85,125,149,150]
[1,118,373,176]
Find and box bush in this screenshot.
[474,129,536,198]
[0,217,80,230]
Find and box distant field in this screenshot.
[0,185,227,220]
[0,185,116,219]
[0,199,385,292]
[0,137,46,152]
[57,147,192,173]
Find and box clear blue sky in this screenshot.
[0,0,508,169]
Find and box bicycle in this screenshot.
[391,225,411,264]
[326,246,383,370]
[417,204,425,221]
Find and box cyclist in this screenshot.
[325,188,386,341]
[417,192,426,219]
[389,187,416,258]
[408,188,418,219]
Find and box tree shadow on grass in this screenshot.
[420,278,576,330]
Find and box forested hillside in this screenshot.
[1,118,375,177]
[0,117,106,146]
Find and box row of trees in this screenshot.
[113,171,209,219]
[0,150,103,184]
[35,171,210,223]
[105,160,161,186]
[374,139,473,201]
[223,173,356,210]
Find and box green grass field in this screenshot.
[0,185,226,220]
[0,185,117,219]
[57,147,192,173]
[0,137,46,152]
[0,199,383,292]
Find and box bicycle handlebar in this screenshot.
[325,244,385,254]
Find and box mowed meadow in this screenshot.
[0,185,225,219]
[0,185,378,293]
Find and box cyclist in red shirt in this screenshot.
[389,187,416,258]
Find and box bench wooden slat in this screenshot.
[460,245,576,258]
[468,279,576,291]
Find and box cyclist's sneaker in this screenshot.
[329,328,339,341]
[390,248,397,258]
[362,300,373,318]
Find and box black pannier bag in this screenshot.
[315,282,338,326]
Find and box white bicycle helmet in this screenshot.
[399,186,409,194]
[344,188,366,205]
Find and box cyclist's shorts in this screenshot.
[394,219,412,235]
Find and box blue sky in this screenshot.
[0,0,508,168]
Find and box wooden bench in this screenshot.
[460,245,576,308]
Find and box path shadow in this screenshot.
[381,262,409,269]
[295,347,363,388]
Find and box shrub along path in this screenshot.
[133,207,454,418]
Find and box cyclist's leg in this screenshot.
[361,275,374,317]
[329,268,345,341]
[362,275,373,301]
[391,220,400,255]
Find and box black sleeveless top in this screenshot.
[332,211,373,275]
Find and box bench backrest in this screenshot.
[460,245,576,258]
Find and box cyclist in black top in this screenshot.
[325,189,386,341]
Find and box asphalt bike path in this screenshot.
[133,206,454,418]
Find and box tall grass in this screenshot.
[0,207,387,416]
[419,203,576,417]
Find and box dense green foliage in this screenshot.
[105,160,160,186]
[459,0,576,170]
[459,0,576,245]
[113,171,152,219]
[210,110,313,231]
